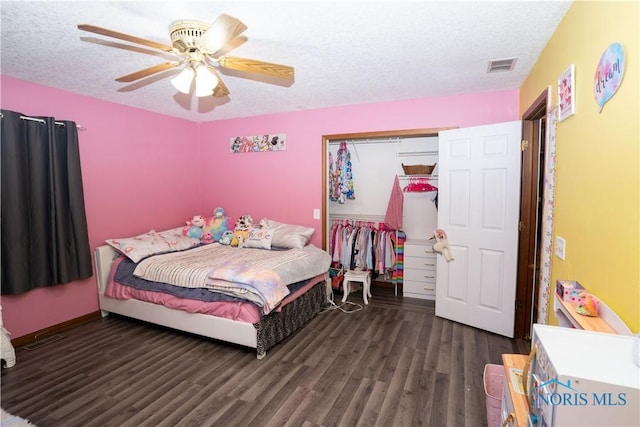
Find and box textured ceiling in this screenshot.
[1,1,572,122]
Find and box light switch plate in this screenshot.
[555,236,566,260]
[313,208,320,219]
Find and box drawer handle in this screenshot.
[424,262,435,267]
[424,275,435,279]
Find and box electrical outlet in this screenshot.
[555,236,566,260]
[313,208,320,219]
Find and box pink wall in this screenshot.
[198,91,520,247]
[1,76,200,337]
[1,75,518,338]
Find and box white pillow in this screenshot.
[106,229,200,263]
[243,227,274,250]
[261,219,315,249]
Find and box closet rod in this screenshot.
[396,150,438,157]
[398,175,438,180]
[0,113,86,130]
[329,213,386,221]
[328,137,402,145]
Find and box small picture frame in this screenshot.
[558,64,575,121]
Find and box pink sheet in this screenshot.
[104,257,327,324]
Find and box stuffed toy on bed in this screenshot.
[231,214,254,247]
[203,207,231,242]
[182,215,206,240]
[219,230,234,245]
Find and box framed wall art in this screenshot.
[558,64,575,121]
[230,133,287,153]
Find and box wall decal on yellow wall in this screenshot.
[594,42,626,113]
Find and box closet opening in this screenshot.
[321,127,452,296]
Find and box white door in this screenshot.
[436,121,522,337]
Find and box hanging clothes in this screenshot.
[328,152,342,202]
[329,219,396,273]
[332,142,355,203]
[384,175,404,230]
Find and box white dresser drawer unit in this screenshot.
[403,240,437,300]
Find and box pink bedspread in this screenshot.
[104,257,326,324]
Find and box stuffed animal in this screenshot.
[213,207,224,218]
[576,293,599,317]
[203,207,231,242]
[432,228,454,262]
[231,214,253,247]
[219,230,234,246]
[201,231,214,245]
[183,215,206,240]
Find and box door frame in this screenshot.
[514,89,549,339]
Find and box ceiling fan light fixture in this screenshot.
[194,64,218,97]
[79,14,293,100]
[171,66,195,94]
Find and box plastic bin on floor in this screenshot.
[483,363,504,427]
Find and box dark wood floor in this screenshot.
[1,286,527,427]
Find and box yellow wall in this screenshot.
[520,0,639,332]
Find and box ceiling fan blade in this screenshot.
[207,67,230,97]
[78,24,174,52]
[218,56,294,79]
[115,62,180,82]
[201,14,248,54]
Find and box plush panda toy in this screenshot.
[231,214,254,247]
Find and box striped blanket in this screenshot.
[133,243,311,313]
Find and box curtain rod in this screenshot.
[0,112,86,130]
[20,115,87,131]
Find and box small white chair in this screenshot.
[342,270,372,305]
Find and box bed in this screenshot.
[95,227,332,359]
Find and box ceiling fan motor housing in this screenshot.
[169,20,209,53]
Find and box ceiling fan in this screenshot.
[78,14,294,98]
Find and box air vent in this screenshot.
[487,58,517,73]
[23,334,64,350]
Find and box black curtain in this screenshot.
[1,109,92,295]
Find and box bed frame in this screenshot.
[94,245,328,359]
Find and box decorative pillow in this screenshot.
[106,229,200,263]
[243,227,274,250]
[261,219,315,249]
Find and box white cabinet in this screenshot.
[402,239,436,300]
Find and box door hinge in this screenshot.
[518,221,525,232]
[521,139,529,151]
